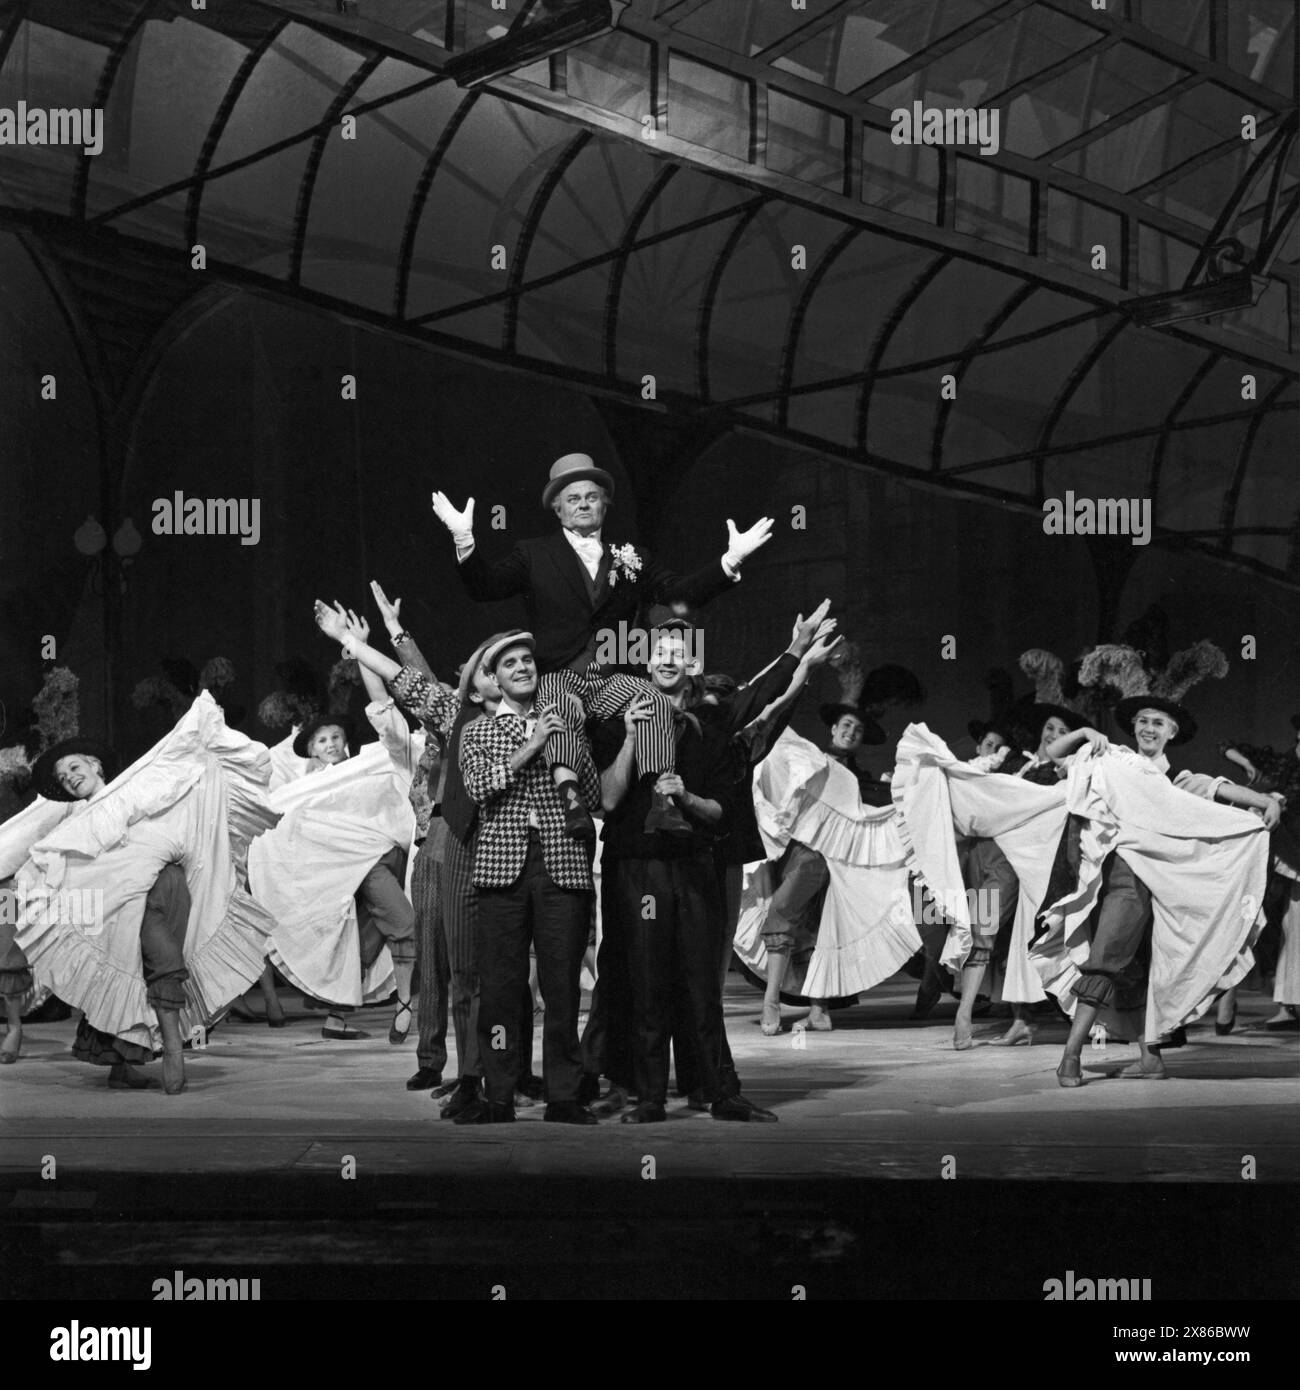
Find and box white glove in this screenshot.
[723,516,773,569]
[431,491,475,546]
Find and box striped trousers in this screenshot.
[538,668,678,781]
[411,833,449,1077]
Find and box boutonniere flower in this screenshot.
[607,543,643,588]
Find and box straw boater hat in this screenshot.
[541,453,615,509]
[1114,695,1197,746]
[292,711,356,759]
[31,737,118,802]
[479,630,535,676]
[457,631,525,704]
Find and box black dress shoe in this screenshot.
[405,1066,442,1091]
[711,1094,778,1122]
[576,1072,601,1106]
[516,1072,545,1101]
[563,800,596,842]
[441,1075,482,1119]
[620,1101,666,1124]
[644,791,693,835]
[452,1096,514,1125]
[543,1100,598,1125]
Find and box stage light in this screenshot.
[1124,240,1265,328]
[443,0,627,88]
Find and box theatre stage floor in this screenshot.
[3,975,1297,1299]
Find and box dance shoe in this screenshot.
[1214,1004,1237,1036]
[711,1094,777,1122]
[621,1101,667,1124]
[760,1003,783,1036]
[543,1100,599,1125]
[794,1006,833,1034]
[406,1066,442,1091]
[1264,1016,1300,1031]
[516,1073,546,1101]
[592,1084,629,1117]
[321,1025,369,1040]
[388,999,413,1045]
[1117,1059,1168,1080]
[576,1072,601,1106]
[989,1021,1037,1047]
[441,1076,482,1119]
[1055,1056,1083,1088]
[162,1051,187,1096]
[107,1064,155,1090]
[453,1096,515,1125]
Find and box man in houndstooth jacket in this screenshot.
[456,630,602,1125]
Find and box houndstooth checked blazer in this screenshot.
[459,710,598,891]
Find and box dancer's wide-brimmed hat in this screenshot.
[293,712,356,759]
[1114,695,1196,746]
[31,738,118,802]
[820,702,886,745]
[967,718,1012,745]
[1021,701,1086,737]
[541,453,615,509]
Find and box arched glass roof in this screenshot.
[0,0,1296,580]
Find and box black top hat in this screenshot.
[1022,701,1086,738]
[967,718,1012,746]
[1114,695,1196,747]
[31,737,119,802]
[820,703,886,745]
[293,712,356,759]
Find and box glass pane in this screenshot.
[708,204,846,404]
[668,53,750,160]
[1045,190,1122,284]
[861,123,939,223]
[302,65,446,312]
[1135,224,1198,294]
[881,260,1023,370]
[766,89,845,191]
[515,263,613,374]
[1233,410,1299,534]
[1131,0,1210,55]
[1005,43,1186,160]
[0,21,109,211]
[953,159,1031,252]
[673,0,844,58]
[407,95,577,318]
[866,365,948,466]
[361,0,449,47]
[1157,420,1252,531]
[1057,83,1245,194]
[566,30,652,123]
[872,5,1102,109]
[1053,335,1208,447]
[88,18,248,218]
[1141,142,1251,227]
[1219,0,1295,95]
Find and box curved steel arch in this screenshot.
[696,196,767,401]
[1030,314,1128,500]
[504,130,592,353]
[185,19,287,250]
[290,53,385,286]
[1145,348,1219,504]
[855,252,951,454]
[73,0,156,221]
[930,280,1036,472]
[774,225,861,430]
[602,162,678,382]
[1219,375,1295,543]
[395,88,480,319]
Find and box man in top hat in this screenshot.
[1049,694,1280,1085]
[431,454,773,836]
[758,700,888,1035]
[455,631,603,1125]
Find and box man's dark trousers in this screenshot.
[476,831,591,1106]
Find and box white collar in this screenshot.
[495,703,535,720]
[563,527,602,547]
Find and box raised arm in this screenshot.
[1046,726,1109,761]
[727,600,839,734]
[371,579,434,682]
